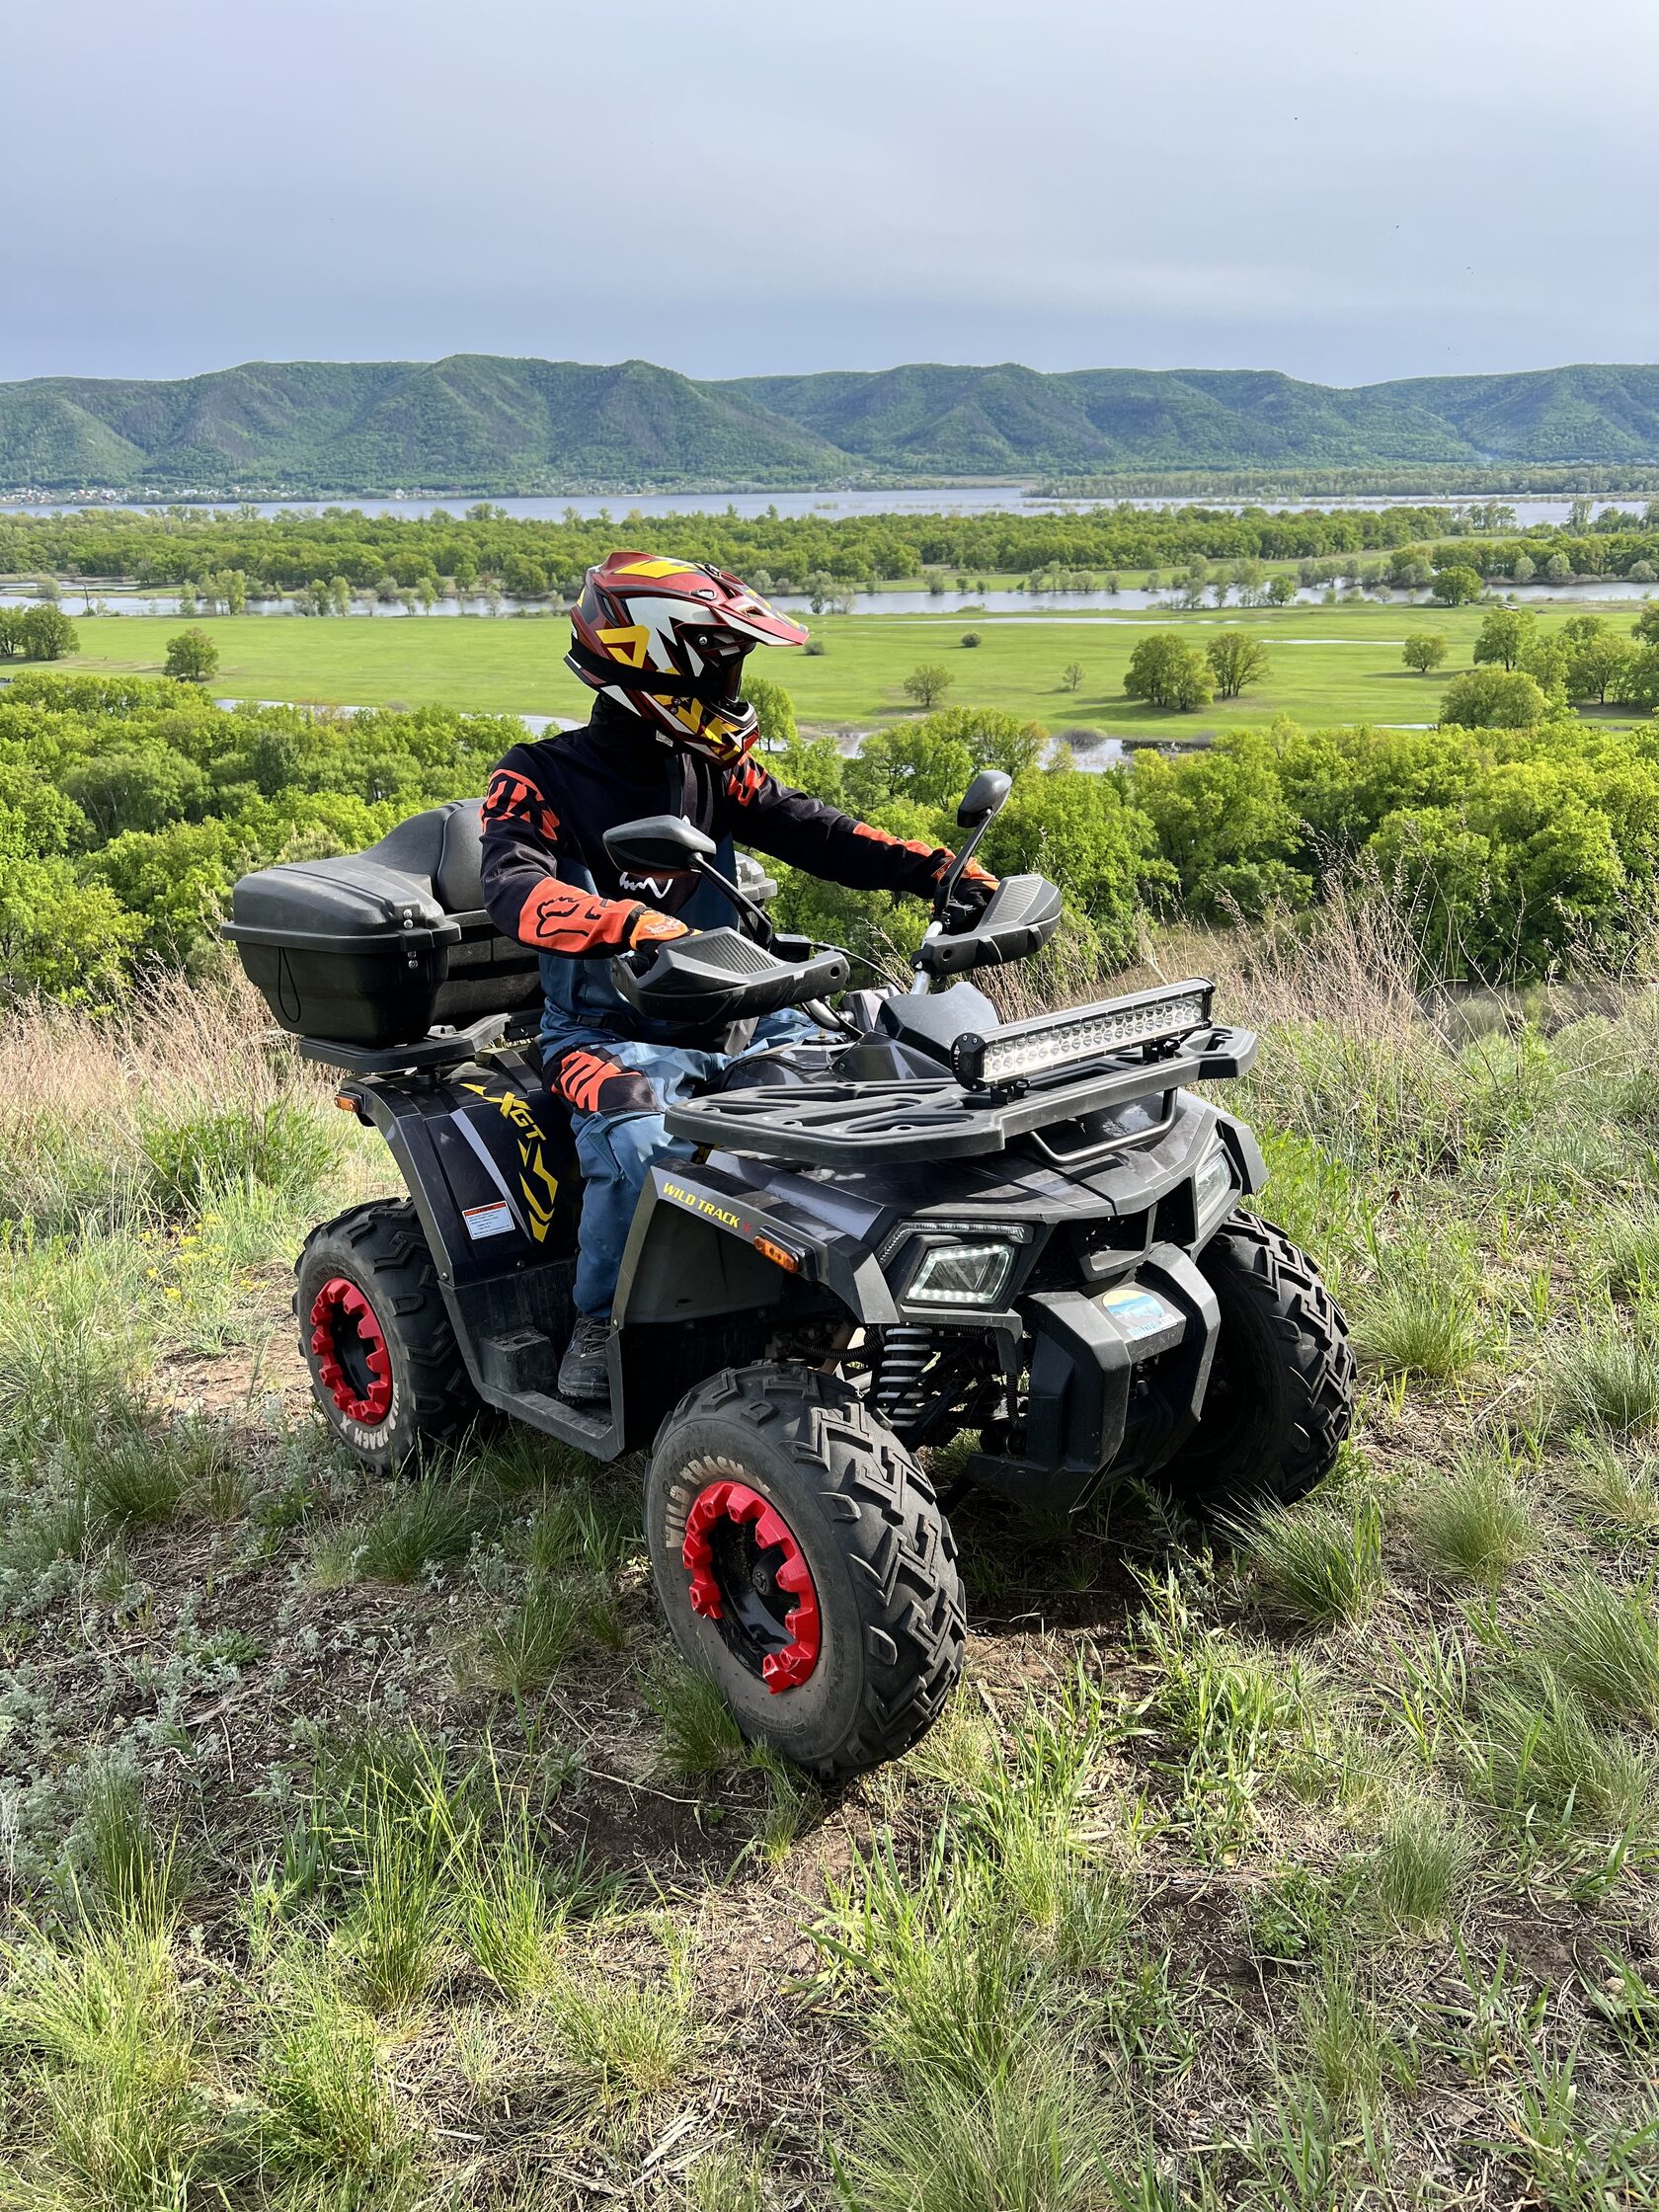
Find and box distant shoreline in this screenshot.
[7,468,1659,510]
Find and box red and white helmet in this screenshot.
[566,550,809,764]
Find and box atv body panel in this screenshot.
[318,1011,1262,1504]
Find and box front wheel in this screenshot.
[646,1367,966,1779]
[1157,1214,1355,1512]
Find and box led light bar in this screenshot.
[950,980,1214,1089]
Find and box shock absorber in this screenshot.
[875,1325,934,1427]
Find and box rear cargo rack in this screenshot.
[295,1011,540,1077]
[667,1027,1256,1166]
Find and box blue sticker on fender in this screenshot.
[1100,1285,1177,1339]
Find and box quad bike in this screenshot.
[225,770,1355,1778]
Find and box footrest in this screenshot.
[479,1327,558,1395]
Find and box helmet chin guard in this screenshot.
[566,551,809,763]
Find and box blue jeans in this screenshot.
[542,1009,821,1319]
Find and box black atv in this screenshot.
[225,770,1354,1778]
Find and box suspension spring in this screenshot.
[875,1325,934,1426]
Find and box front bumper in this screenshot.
[964,1244,1221,1513]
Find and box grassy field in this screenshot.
[4,912,1659,2206]
[30,598,1654,736]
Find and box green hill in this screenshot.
[0,356,845,494]
[5,355,1659,493]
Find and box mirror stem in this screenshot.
[689,856,774,947]
[933,805,998,920]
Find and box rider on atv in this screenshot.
[480,551,997,1406]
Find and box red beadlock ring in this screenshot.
[308,1276,394,1426]
[681,1478,822,1693]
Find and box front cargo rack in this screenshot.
[667,1027,1257,1167]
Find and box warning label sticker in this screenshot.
[463,1200,515,1241]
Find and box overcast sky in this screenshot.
[9,0,1658,390]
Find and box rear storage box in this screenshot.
[224,799,541,1048]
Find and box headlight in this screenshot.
[904,1240,1020,1307]
[1194,1141,1235,1228]
[951,982,1214,1088]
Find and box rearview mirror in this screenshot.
[603,815,716,876]
[957,769,1011,829]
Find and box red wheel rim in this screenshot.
[681,1477,822,1693]
[308,1276,394,1426]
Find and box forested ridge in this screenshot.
[9,356,1659,493]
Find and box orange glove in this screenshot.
[627,908,691,949]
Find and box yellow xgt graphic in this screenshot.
[612,555,695,580]
[458,1083,560,1243]
[595,622,652,669]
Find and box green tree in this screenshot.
[745,673,797,752]
[1401,632,1448,674]
[62,749,210,839]
[15,606,78,661]
[1472,607,1537,670]
[1430,566,1483,606]
[844,723,974,817]
[1204,631,1270,700]
[1566,632,1635,704]
[1123,631,1213,711]
[1062,660,1084,692]
[911,706,1048,780]
[0,854,138,1003]
[1265,576,1298,606]
[902,665,954,710]
[1439,668,1548,729]
[1132,732,1305,918]
[164,628,220,682]
[1631,603,1659,648]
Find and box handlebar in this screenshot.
[610,873,1065,1027]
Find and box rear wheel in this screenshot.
[647,1366,965,1779]
[295,1200,482,1471]
[1158,1214,1355,1512]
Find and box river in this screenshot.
[4,487,1654,529]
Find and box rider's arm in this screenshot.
[479,754,687,955]
[718,757,994,903]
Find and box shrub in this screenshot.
[1439,667,1548,729]
[960,630,983,648]
[139,1098,340,1214]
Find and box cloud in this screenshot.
[6,0,1657,385]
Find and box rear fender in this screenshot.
[341,1057,612,1448]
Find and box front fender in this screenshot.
[613,1160,898,1328]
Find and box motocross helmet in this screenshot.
[566,551,809,765]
